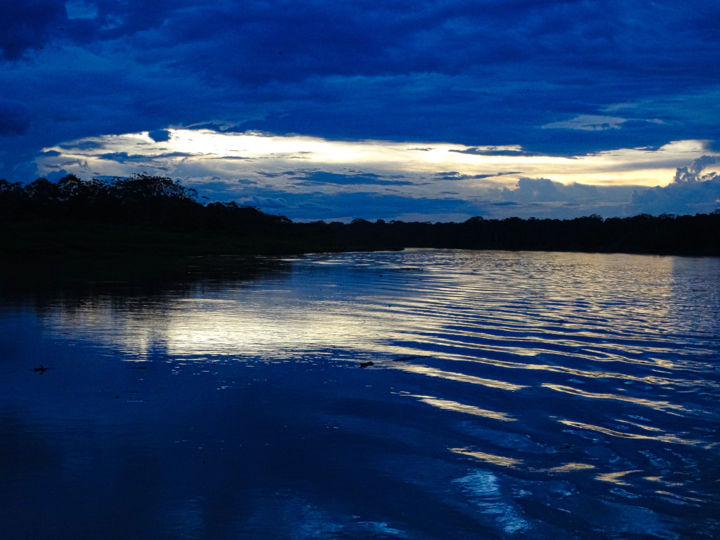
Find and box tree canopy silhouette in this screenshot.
[1,174,718,258]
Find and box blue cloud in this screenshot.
[502,177,636,204]
[450,147,536,156]
[291,171,414,187]
[231,187,482,222]
[148,129,171,142]
[0,0,65,60]
[433,171,520,181]
[0,0,719,220]
[97,151,192,162]
[630,156,720,215]
[631,179,720,216]
[0,99,31,135]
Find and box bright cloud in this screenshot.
[40,129,717,187]
[37,129,720,221]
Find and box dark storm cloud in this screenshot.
[0,0,65,60]
[7,2,720,84]
[0,100,31,135]
[1,0,719,201]
[6,1,715,81]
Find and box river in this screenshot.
[1,249,718,538]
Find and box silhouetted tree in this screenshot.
[1,174,718,257]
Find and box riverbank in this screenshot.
[2,212,719,263]
[2,176,718,260]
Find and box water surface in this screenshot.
[1,250,719,538]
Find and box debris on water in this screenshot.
[393,355,420,362]
[360,361,374,368]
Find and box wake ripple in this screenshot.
[304,249,720,535]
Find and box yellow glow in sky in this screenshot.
[40,129,719,189]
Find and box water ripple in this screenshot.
[10,248,718,538]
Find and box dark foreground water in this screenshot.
[1,249,719,539]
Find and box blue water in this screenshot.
[1,249,719,539]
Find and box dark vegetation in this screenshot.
[2,175,719,261]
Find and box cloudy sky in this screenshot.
[1,0,719,221]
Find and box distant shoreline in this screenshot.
[3,212,719,262]
[2,175,719,262]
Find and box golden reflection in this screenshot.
[616,419,663,432]
[392,364,526,391]
[544,463,596,473]
[557,419,703,446]
[595,469,641,486]
[643,476,684,487]
[450,448,523,468]
[654,490,704,504]
[407,343,676,386]
[542,384,687,414]
[45,294,396,358]
[407,393,516,422]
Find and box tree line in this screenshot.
[1,175,718,257]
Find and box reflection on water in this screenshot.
[1,249,719,538]
[542,383,690,414]
[450,448,524,468]
[404,393,516,422]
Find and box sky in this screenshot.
[1,0,719,221]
